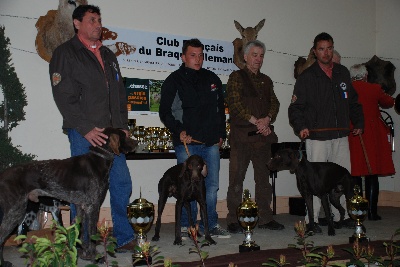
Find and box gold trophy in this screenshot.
[237,189,260,252]
[347,185,369,243]
[127,192,155,266]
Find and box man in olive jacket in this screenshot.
[226,40,284,233]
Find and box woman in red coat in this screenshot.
[349,64,395,220]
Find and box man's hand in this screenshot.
[255,116,271,130]
[300,129,309,139]
[259,126,272,136]
[84,127,108,147]
[352,128,363,135]
[180,130,192,144]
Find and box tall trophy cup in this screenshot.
[127,192,155,266]
[237,189,260,252]
[347,185,369,243]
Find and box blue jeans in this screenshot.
[67,129,134,247]
[175,144,220,231]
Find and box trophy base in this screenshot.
[239,244,260,253]
[349,236,370,244]
[132,255,152,266]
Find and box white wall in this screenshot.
[1,0,399,206]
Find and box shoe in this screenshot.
[318,217,328,226]
[181,226,189,240]
[306,223,322,234]
[116,240,136,253]
[210,224,231,238]
[227,223,243,234]
[341,218,354,229]
[258,220,285,230]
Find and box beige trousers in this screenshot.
[304,137,350,223]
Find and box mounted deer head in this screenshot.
[232,19,265,69]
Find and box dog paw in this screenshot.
[151,236,160,241]
[173,238,183,245]
[328,228,336,236]
[2,261,14,267]
[205,237,217,245]
[306,223,323,235]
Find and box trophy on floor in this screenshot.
[127,191,155,266]
[347,185,369,243]
[237,189,260,252]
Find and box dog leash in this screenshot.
[302,127,372,174]
[359,134,373,175]
[309,127,350,132]
[183,138,203,157]
[299,127,350,161]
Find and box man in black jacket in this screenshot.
[50,5,135,252]
[159,38,230,238]
[288,32,364,234]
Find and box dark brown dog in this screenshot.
[151,155,216,245]
[267,148,354,236]
[0,128,137,266]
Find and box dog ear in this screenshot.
[179,161,187,178]
[201,163,208,177]
[109,133,120,155]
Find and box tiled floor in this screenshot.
[3,206,399,266]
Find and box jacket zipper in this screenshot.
[102,50,113,126]
[331,82,339,138]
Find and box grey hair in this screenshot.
[350,64,368,80]
[244,40,266,55]
[333,50,341,62]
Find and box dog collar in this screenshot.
[89,146,114,160]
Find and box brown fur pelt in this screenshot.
[294,48,316,79]
[35,1,136,62]
[364,55,396,95]
[35,0,88,62]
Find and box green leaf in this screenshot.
[306,253,322,258]
[200,251,209,260]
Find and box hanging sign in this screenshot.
[103,27,237,75]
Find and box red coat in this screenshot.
[349,81,395,176]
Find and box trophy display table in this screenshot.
[126,148,231,160]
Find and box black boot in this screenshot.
[352,176,363,197]
[365,175,381,220]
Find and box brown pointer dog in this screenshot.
[152,155,216,245]
[267,148,354,236]
[0,128,137,266]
